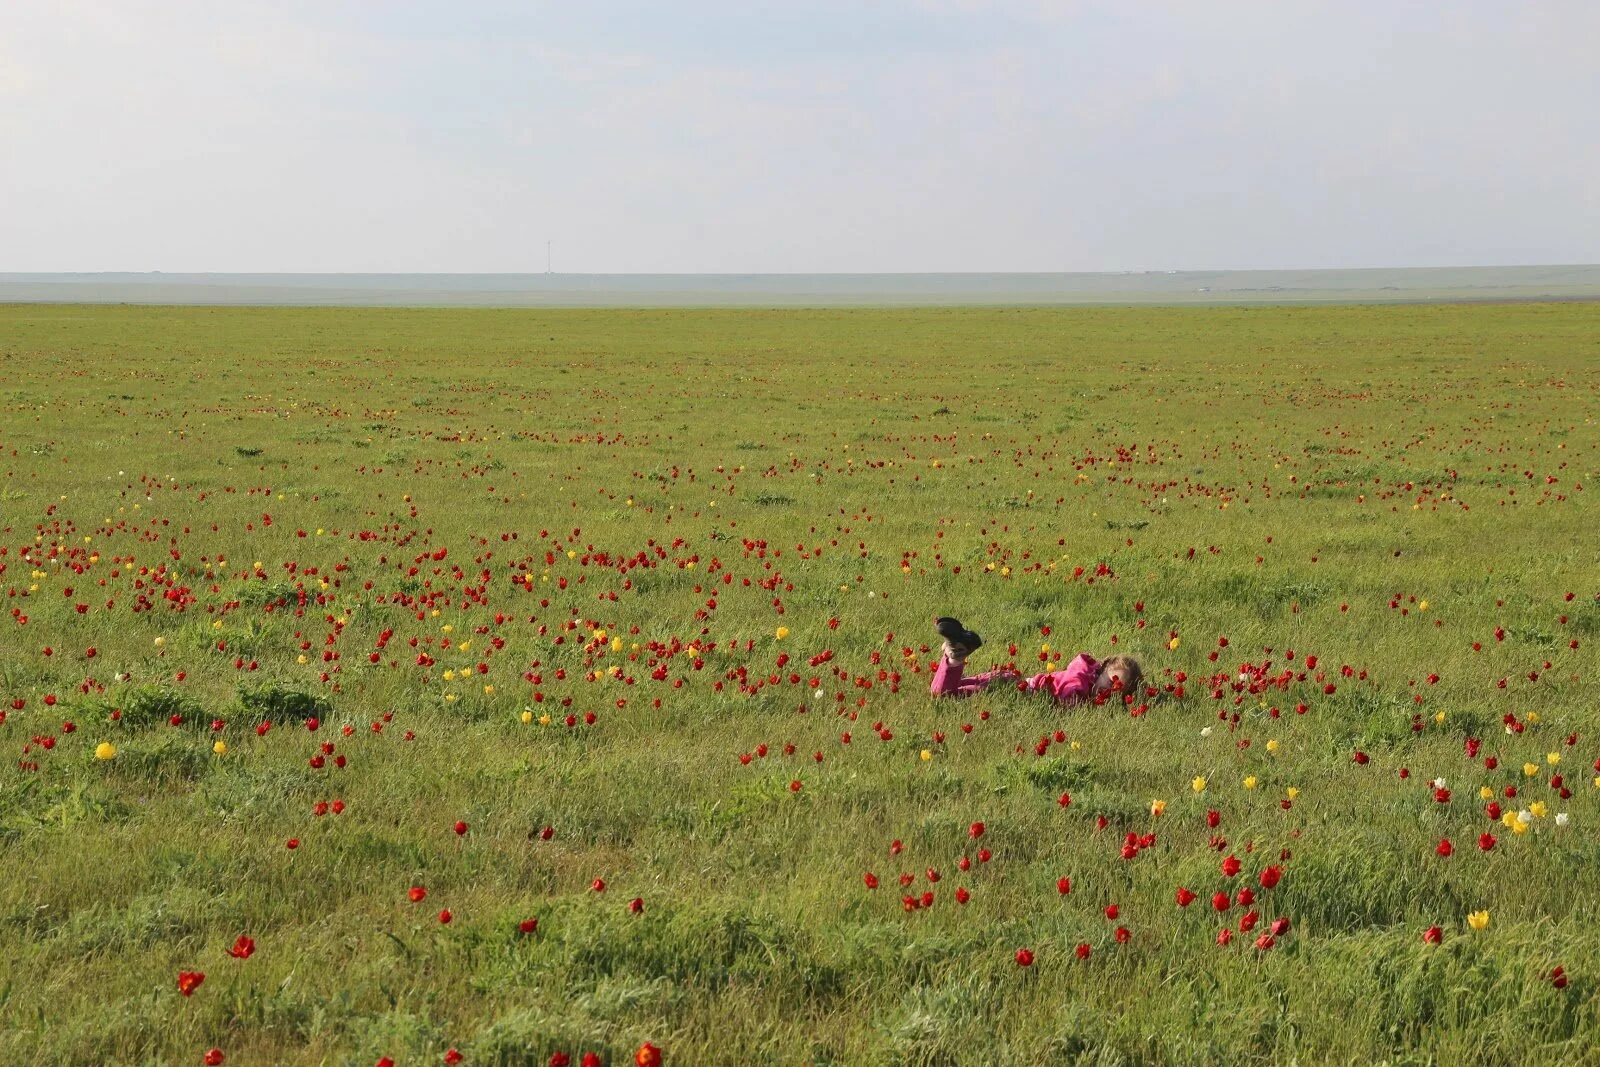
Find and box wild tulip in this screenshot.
[227,936,255,959]
[1423,925,1443,944]
[1212,893,1230,912]
[204,1050,225,1066]
[1176,887,1196,907]
[1075,943,1091,959]
[177,970,205,996]
[1015,947,1034,967]
[1057,877,1072,895]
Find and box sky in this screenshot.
[2,1,1596,273]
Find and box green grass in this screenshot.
[0,301,1596,1066]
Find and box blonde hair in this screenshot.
[1101,655,1143,698]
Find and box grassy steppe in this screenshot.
[1,302,1597,1066]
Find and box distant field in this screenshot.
[4,264,1600,306]
[1,302,1597,1066]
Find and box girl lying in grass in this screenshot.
[929,616,1142,705]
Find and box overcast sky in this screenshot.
[2,1,1596,273]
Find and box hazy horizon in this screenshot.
[6,264,1599,307]
[4,2,1597,274]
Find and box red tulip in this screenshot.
[1057,877,1072,895]
[518,917,538,934]
[1175,887,1196,907]
[635,1043,663,1067]
[204,1050,225,1066]
[863,872,879,890]
[1212,892,1231,912]
[1423,925,1443,944]
[1221,855,1242,878]
[1075,943,1091,959]
[1015,947,1034,966]
[177,970,205,996]
[1478,833,1497,851]
[1436,839,1454,857]
[438,909,453,924]
[969,821,986,839]
[453,820,468,836]
[409,886,428,902]
[227,935,255,959]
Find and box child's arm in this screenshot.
[1048,654,1100,703]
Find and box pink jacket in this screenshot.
[1022,653,1099,704]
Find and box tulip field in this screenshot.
[3,300,1599,1066]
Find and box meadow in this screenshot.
[1,301,1596,1066]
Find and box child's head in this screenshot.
[1094,655,1143,699]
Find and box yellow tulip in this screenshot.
[1467,910,1489,930]
[213,740,227,755]
[1168,637,1180,651]
[1523,763,1540,777]
[1547,752,1561,765]
[1266,740,1280,754]
[775,626,789,640]
[95,742,116,760]
[1150,799,1167,816]
[1191,777,1207,793]
[521,710,533,724]
[1243,776,1258,790]
[920,749,932,761]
